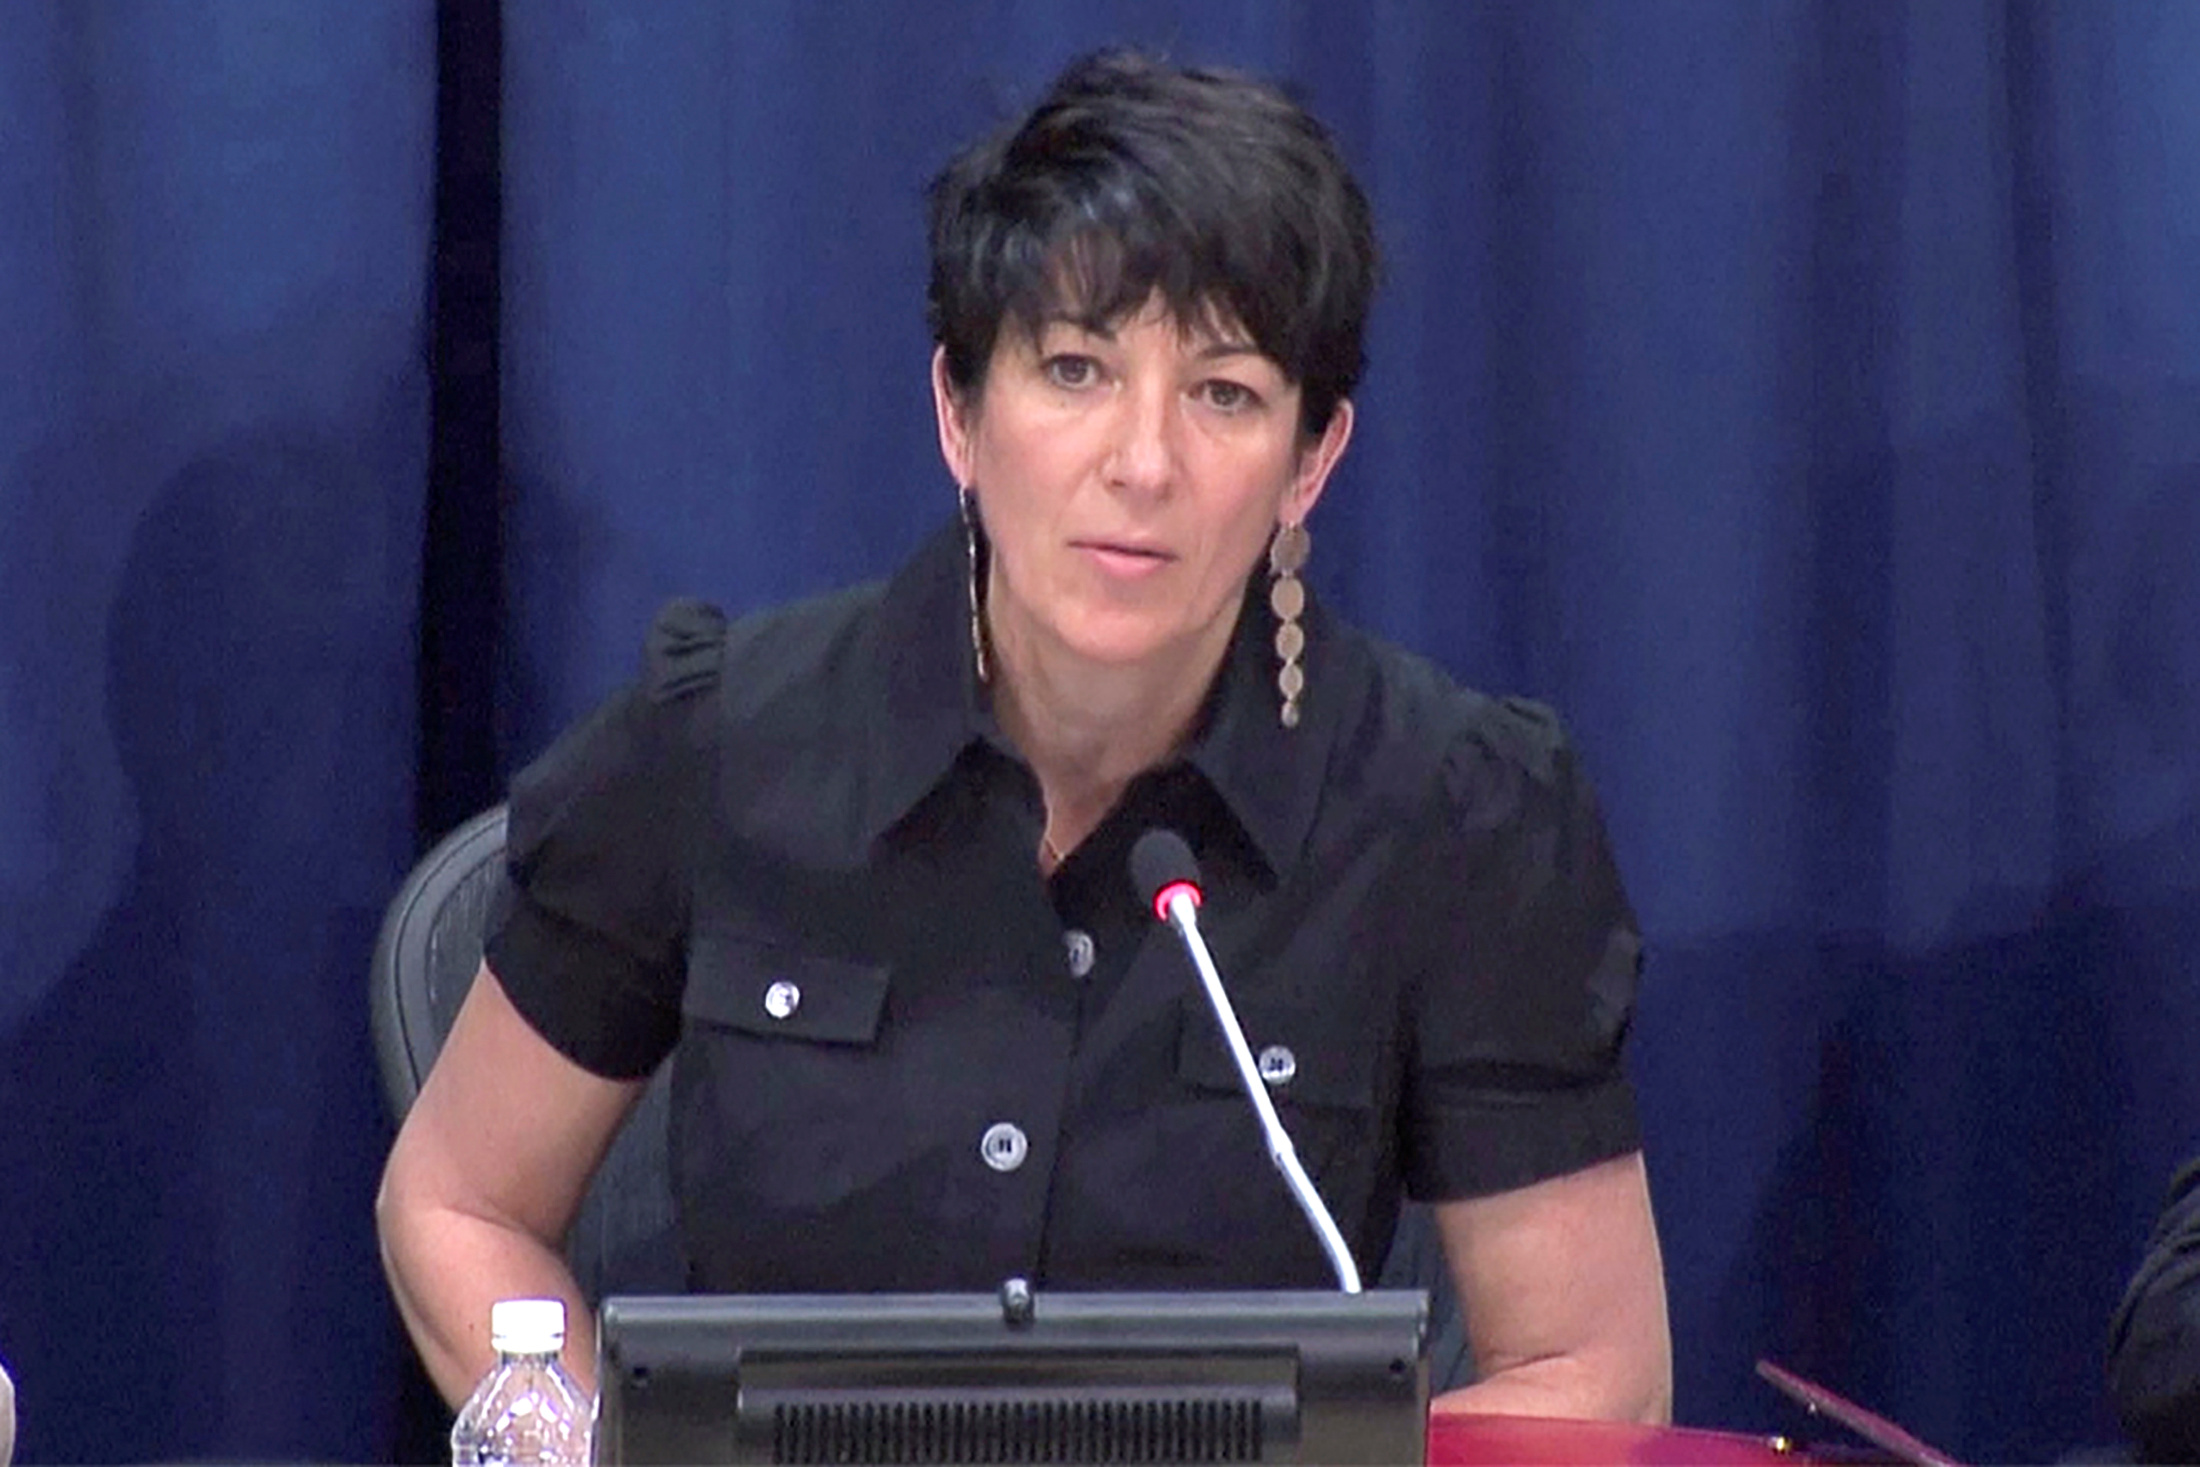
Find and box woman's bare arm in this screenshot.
[1429,1150,1673,1422]
[376,962,647,1405]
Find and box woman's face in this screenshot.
[933,299,1353,681]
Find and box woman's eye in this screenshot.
[1198,379,1259,412]
[1041,355,1100,389]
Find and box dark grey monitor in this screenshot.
[595,1286,1429,1465]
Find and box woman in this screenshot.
[377,49,1671,1423]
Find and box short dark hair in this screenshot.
[926,50,1378,437]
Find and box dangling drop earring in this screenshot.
[1268,520,1310,727]
[960,486,990,684]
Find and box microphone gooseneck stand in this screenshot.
[1130,829,1363,1294]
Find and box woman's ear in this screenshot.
[1287,398,1355,523]
[932,346,976,487]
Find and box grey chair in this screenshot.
[1378,1203,1473,1393]
[369,805,684,1300]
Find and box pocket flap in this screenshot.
[1175,1002,1374,1111]
[682,927,888,1045]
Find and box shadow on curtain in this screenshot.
[0,2,432,1460]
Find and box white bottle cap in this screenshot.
[489,1297,567,1354]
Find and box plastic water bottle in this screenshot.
[450,1298,593,1466]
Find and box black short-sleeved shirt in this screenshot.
[486,518,1643,1294]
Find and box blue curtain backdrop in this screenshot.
[2,1,2197,1461]
[0,1,433,1461]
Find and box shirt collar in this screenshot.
[859,515,1338,883]
[863,517,993,847]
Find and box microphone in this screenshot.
[1128,830,1362,1293]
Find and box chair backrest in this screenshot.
[370,806,684,1301]
[1375,1202,1474,1393]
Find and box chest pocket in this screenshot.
[1174,1001,1379,1185]
[1146,999,1384,1285]
[671,926,904,1282]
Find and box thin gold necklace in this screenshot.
[1040,831,1067,871]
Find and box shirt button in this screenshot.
[762,980,801,1020]
[1256,1045,1297,1088]
[1062,929,1096,979]
[979,1121,1029,1173]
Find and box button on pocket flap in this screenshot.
[1175,1005,1373,1110]
[683,929,888,1045]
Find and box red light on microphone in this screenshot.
[1150,879,1201,923]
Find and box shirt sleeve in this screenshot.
[1398,694,1644,1202]
[482,600,726,1080]
[2109,1157,2200,1463]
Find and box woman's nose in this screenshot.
[1105,383,1177,495]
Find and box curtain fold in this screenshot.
[0,2,433,1460]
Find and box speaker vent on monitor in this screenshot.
[771,1392,1267,1463]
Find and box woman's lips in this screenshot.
[1075,541,1175,579]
